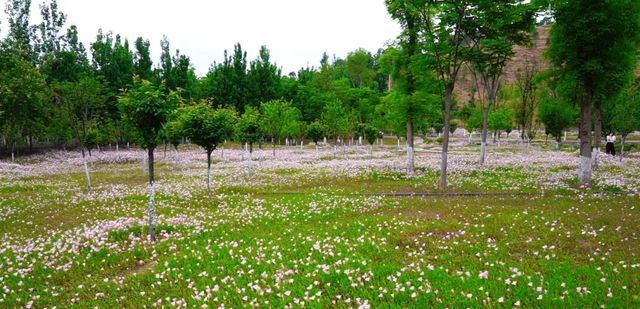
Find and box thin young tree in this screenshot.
[118,79,179,242]
[386,0,473,188]
[466,0,536,165]
[181,103,237,196]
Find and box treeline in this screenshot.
[0,0,403,160]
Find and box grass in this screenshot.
[0,147,639,308]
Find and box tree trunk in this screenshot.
[82,151,92,194]
[11,142,15,163]
[440,85,454,189]
[480,105,490,165]
[272,140,276,157]
[334,139,338,159]
[28,135,33,154]
[578,92,593,187]
[164,141,167,159]
[593,105,602,169]
[620,135,626,161]
[207,150,212,197]
[147,147,156,242]
[406,120,414,176]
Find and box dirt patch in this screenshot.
[123,260,158,277]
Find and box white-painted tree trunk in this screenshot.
[563,131,567,142]
[333,145,337,159]
[620,136,625,161]
[83,157,92,193]
[148,181,156,241]
[579,156,592,186]
[300,141,303,150]
[480,142,487,165]
[592,147,600,169]
[407,146,414,176]
[116,143,119,152]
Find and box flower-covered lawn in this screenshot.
[1,143,639,308]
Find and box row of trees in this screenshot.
[1,0,639,189]
[384,0,640,188]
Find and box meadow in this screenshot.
[1,140,639,308]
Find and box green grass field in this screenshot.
[1,144,639,308]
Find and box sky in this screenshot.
[1,0,402,76]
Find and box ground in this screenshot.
[1,140,639,308]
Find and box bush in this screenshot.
[436,136,444,144]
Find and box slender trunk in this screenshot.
[28,135,33,154]
[11,141,15,162]
[82,150,92,193]
[440,85,454,189]
[116,143,119,152]
[272,139,276,157]
[406,120,414,176]
[620,135,625,161]
[593,105,602,169]
[207,150,212,197]
[147,147,156,242]
[480,105,490,166]
[164,141,167,159]
[88,148,92,157]
[579,92,593,187]
[334,138,337,159]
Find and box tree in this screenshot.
[0,51,48,161]
[547,0,640,187]
[306,122,325,146]
[606,84,640,159]
[260,99,297,157]
[466,0,536,165]
[514,62,540,140]
[36,0,66,57]
[134,37,153,80]
[5,0,36,60]
[235,106,262,154]
[118,79,180,242]
[247,46,282,107]
[346,48,375,88]
[488,108,514,142]
[386,0,474,188]
[56,76,109,192]
[181,103,237,196]
[538,97,576,146]
[321,100,349,144]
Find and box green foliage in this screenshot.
[488,108,514,133]
[363,124,379,145]
[163,119,183,150]
[604,84,640,136]
[260,99,299,143]
[181,103,237,153]
[321,100,349,139]
[548,0,640,104]
[0,50,49,146]
[118,79,180,150]
[83,128,98,150]
[305,122,325,145]
[538,97,577,142]
[234,106,262,147]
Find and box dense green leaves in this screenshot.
[117,79,180,149]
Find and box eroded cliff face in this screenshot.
[454,25,552,105]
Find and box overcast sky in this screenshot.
[2,0,402,76]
